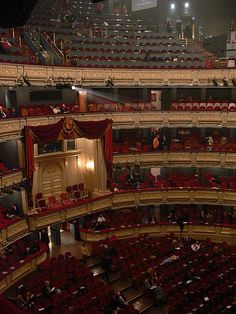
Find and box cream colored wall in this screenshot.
[32,138,107,202]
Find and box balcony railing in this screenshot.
[1,111,236,140]
[1,189,235,249]
[113,151,236,168]
[80,223,236,245]
[0,62,236,86]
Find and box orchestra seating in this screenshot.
[92,236,236,314]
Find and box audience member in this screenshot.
[80,242,91,264]
[16,294,26,309]
[144,268,166,305]
[0,106,6,118]
[41,280,56,297]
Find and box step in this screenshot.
[123,287,143,303]
[143,304,169,314]
[132,296,154,313]
[90,265,104,276]
[109,277,132,292]
[86,255,101,268]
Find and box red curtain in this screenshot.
[24,118,113,205]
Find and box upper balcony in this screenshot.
[2,111,236,141]
[0,61,236,87]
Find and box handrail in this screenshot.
[41,31,64,62]
[1,188,236,248]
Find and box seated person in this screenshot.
[97,213,107,229]
[80,242,91,263]
[0,161,8,173]
[144,268,166,305]
[3,204,20,219]
[60,103,69,114]
[41,280,56,297]
[16,294,27,309]
[50,105,61,114]
[0,106,6,118]
[109,291,128,311]
[191,241,201,252]
[25,290,35,308]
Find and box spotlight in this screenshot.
[106,78,114,87]
[232,78,236,86]
[222,78,228,86]
[212,78,218,86]
[23,75,31,87]
[185,2,190,9]
[170,3,175,10]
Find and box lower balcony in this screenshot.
[80,222,236,245]
[0,243,47,293]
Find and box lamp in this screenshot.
[106,77,114,87]
[222,78,228,87]
[212,78,218,86]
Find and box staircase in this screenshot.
[179,38,214,59]
[40,32,65,65]
[86,255,162,313]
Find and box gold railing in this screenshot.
[1,189,236,249]
[0,62,236,86]
[0,244,47,293]
[80,223,236,245]
[113,151,236,168]
[0,219,28,247]
[1,111,236,140]
[0,169,23,188]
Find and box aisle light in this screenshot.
[170,3,176,10]
[185,2,189,9]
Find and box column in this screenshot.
[78,90,87,112]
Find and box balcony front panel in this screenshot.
[0,169,23,188]
[80,223,236,245]
[2,112,236,140]
[0,244,47,293]
[1,63,236,86]
[113,151,236,168]
[0,219,28,248]
[25,189,236,232]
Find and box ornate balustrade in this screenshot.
[0,243,47,293]
[0,218,28,248]
[0,62,236,86]
[26,189,236,236]
[113,151,236,168]
[0,169,23,188]
[80,223,236,245]
[1,189,235,249]
[1,111,236,140]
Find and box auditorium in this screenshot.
[0,0,235,313]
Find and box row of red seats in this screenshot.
[19,104,79,117]
[170,101,236,111]
[35,184,88,212]
[113,172,236,190]
[17,253,137,314]
[88,102,156,112]
[0,240,44,276]
[93,236,236,314]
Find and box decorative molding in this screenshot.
[2,112,236,140]
[0,246,47,293]
[80,223,236,245]
[113,151,236,168]
[1,62,236,86]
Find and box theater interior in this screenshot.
[0,0,235,313]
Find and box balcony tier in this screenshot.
[1,111,236,140]
[0,62,236,86]
[113,151,236,168]
[80,223,236,246]
[0,243,47,293]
